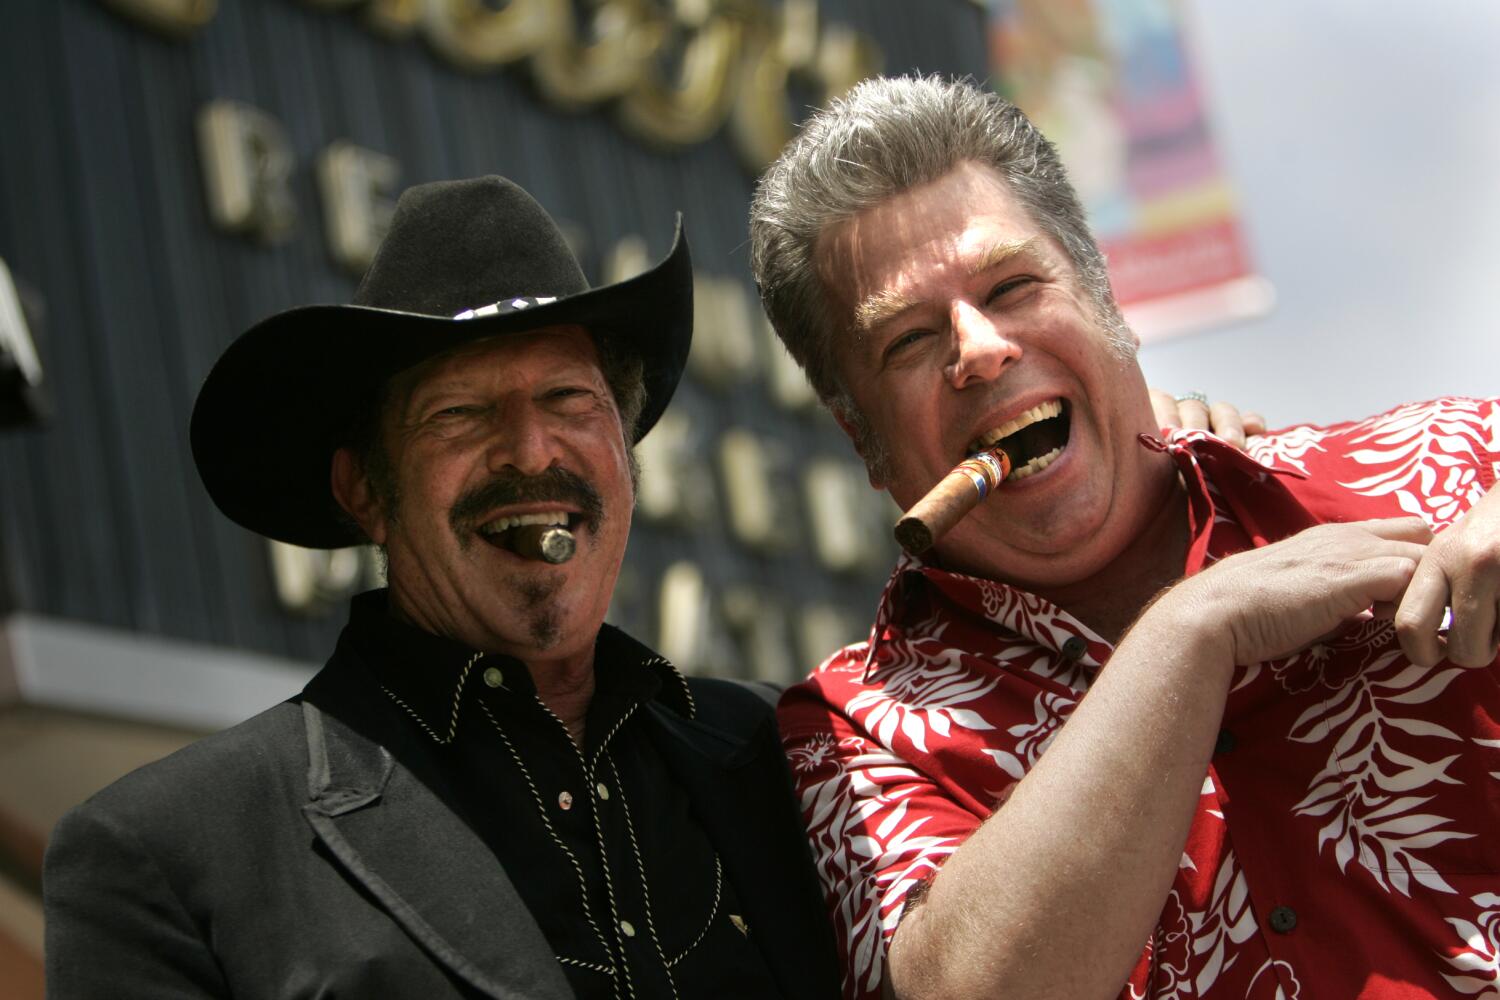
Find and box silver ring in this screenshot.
[1174,391,1209,405]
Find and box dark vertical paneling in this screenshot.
[2,1,137,627]
[0,0,988,663]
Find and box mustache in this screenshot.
[449,467,604,536]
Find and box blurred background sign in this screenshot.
[990,0,1272,341]
[0,4,980,989]
[0,260,47,431]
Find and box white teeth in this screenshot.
[478,510,569,535]
[972,399,1063,452]
[1007,446,1063,480]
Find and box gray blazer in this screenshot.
[44,634,839,998]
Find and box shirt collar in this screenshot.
[344,589,695,738]
[860,430,1315,681]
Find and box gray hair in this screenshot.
[749,74,1132,426]
[594,335,648,447]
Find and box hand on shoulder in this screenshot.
[1149,388,1266,450]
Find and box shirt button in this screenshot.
[482,666,504,688]
[1215,730,1237,755]
[557,790,573,811]
[1061,636,1088,661]
[619,919,636,938]
[1268,905,1297,933]
[595,782,610,801]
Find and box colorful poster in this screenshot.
[990,0,1271,340]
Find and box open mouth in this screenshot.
[968,399,1072,481]
[476,510,580,553]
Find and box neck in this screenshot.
[381,593,597,743]
[529,650,596,747]
[380,591,599,746]
[1031,474,1191,643]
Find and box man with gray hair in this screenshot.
[751,75,1500,999]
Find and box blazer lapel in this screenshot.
[300,675,575,1000]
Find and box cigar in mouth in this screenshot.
[893,447,1012,556]
[507,524,576,564]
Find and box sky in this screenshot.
[1139,0,1500,428]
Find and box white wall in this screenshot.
[1139,1,1500,428]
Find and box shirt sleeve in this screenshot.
[45,801,230,999]
[778,659,987,1000]
[1248,396,1500,529]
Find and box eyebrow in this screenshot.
[851,237,1046,333]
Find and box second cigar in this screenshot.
[893,447,1012,556]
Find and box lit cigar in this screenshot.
[893,447,1011,556]
[508,524,576,564]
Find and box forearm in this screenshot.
[886,596,1233,1000]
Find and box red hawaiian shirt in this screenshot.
[779,397,1500,999]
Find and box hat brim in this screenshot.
[191,225,692,549]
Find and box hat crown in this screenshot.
[353,176,589,317]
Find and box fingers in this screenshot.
[1147,390,1260,448]
[1177,397,1211,432]
[1394,556,1450,666]
[1208,401,1246,449]
[1447,568,1500,667]
[1188,523,1429,665]
[1289,521,1428,610]
[1360,516,1435,545]
[1381,510,1499,668]
[1149,388,1182,431]
[1360,555,1424,606]
[1394,554,1500,668]
[1340,525,1427,603]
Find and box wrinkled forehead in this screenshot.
[812,165,1061,334]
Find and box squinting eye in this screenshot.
[988,277,1032,301]
[885,329,931,359]
[429,404,481,421]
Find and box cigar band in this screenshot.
[957,451,1007,499]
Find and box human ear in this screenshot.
[330,447,388,546]
[832,407,887,491]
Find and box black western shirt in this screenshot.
[346,590,781,999]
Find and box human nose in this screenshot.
[485,403,555,476]
[943,300,1022,389]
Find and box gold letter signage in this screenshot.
[196,101,298,244]
[98,0,216,36]
[316,142,401,275]
[421,0,562,72]
[104,0,881,171]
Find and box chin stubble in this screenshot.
[450,468,609,648]
[514,573,564,648]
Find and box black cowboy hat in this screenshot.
[190,175,692,549]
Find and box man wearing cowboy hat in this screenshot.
[43,176,839,998]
